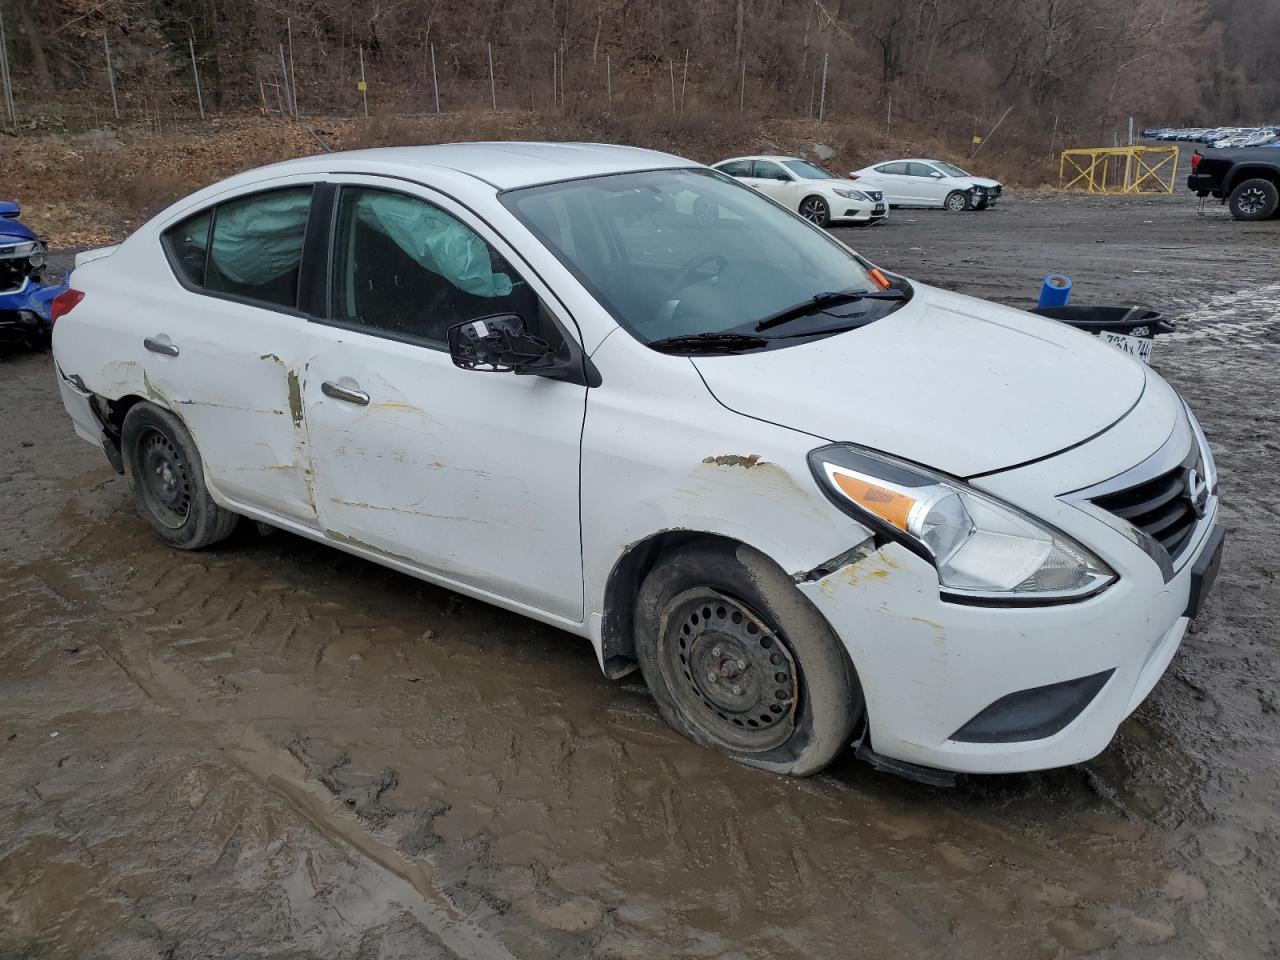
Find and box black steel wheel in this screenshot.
[635,541,863,776]
[799,195,831,227]
[659,589,799,751]
[121,402,239,550]
[135,425,193,529]
[1228,178,1279,221]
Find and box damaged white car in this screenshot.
[51,143,1224,781]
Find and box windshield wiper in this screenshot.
[647,332,770,354]
[754,287,905,332]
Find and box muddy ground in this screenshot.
[2,188,1278,960]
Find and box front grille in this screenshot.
[866,190,883,202]
[1092,446,1204,561]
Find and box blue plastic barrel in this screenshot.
[1038,274,1072,308]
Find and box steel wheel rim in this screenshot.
[659,589,799,751]
[800,199,825,223]
[1238,187,1265,214]
[137,426,192,529]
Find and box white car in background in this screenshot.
[712,155,887,227]
[50,143,1223,782]
[850,159,1003,211]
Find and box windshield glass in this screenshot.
[932,161,969,178]
[501,169,884,346]
[782,160,839,180]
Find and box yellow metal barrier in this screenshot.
[1058,145,1180,194]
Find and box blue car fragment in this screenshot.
[1,199,69,346]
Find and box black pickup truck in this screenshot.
[1187,148,1280,220]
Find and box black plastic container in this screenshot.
[1029,305,1175,340]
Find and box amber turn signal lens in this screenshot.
[831,471,916,531]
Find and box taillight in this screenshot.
[50,289,85,327]
[1191,152,1201,171]
[848,173,860,180]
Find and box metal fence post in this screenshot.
[818,52,827,122]
[669,59,676,112]
[358,45,368,117]
[488,43,497,110]
[104,35,120,119]
[0,5,16,131]
[188,30,205,119]
[288,18,299,117]
[739,60,745,115]
[430,42,440,113]
[279,45,293,117]
[681,49,689,113]
[606,53,612,109]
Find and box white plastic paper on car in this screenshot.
[209,189,312,286]
[354,192,513,298]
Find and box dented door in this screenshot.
[300,327,586,619]
[139,296,319,525]
[299,178,587,620]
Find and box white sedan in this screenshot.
[850,158,1003,210]
[51,143,1223,781]
[712,155,886,226]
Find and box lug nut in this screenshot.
[731,685,743,696]
[706,671,717,684]
[711,645,722,657]
[736,659,747,670]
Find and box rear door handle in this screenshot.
[143,335,179,357]
[321,380,370,406]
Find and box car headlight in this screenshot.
[808,444,1115,602]
[832,188,869,201]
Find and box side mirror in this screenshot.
[929,171,944,178]
[448,313,554,374]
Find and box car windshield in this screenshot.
[782,160,839,180]
[932,161,969,178]
[502,169,889,348]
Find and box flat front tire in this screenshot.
[121,402,238,550]
[635,541,863,776]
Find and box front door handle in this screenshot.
[321,380,370,406]
[143,335,179,357]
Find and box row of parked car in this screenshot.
[710,155,1003,226]
[1145,126,1280,148]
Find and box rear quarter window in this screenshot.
[162,210,212,287]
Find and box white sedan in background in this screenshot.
[850,159,1003,211]
[50,143,1223,782]
[712,155,887,226]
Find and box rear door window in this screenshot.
[162,210,212,287]
[205,187,313,310]
[752,160,790,181]
[715,160,753,178]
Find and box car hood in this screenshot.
[964,177,1002,188]
[0,223,39,246]
[692,284,1147,477]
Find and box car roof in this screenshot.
[239,142,694,191]
[715,155,806,165]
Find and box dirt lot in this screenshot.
[2,189,1278,960]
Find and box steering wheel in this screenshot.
[669,253,728,297]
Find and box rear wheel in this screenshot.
[121,402,238,550]
[635,541,863,776]
[798,195,831,227]
[944,190,970,212]
[1228,178,1279,220]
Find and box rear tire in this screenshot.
[1228,178,1279,221]
[944,190,970,212]
[121,402,238,550]
[634,541,863,776]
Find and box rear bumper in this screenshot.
[0,278,65,340]
[1186,173,1224,197]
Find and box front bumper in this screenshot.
[799,386,1222,774]
[0,277,66,342]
